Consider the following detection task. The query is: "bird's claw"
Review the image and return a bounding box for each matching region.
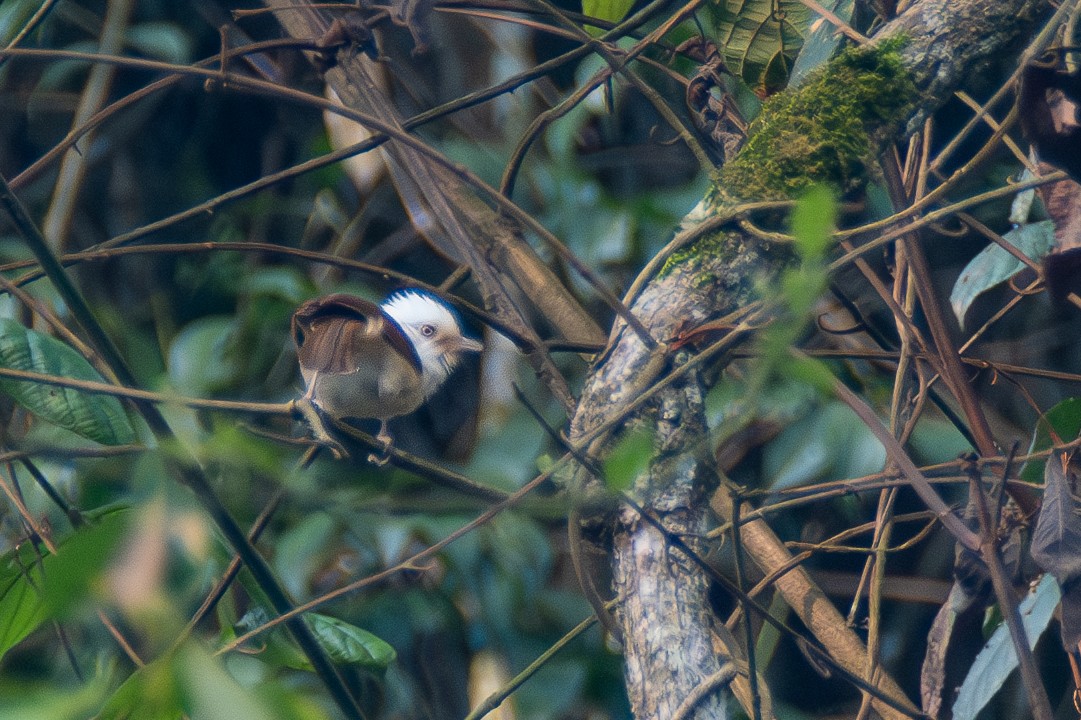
[292,398,349,460]
[367,428,394,466]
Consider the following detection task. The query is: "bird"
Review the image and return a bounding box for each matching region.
[290,289,483,461]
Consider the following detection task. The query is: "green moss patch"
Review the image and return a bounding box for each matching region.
[718,38,916,203]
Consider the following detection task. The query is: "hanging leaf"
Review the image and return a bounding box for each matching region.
[949,221,1055,329]
[788,0,854,88]
[234,607,396,673]
[1031,453,1081,648]
[921,583,986,718]
[307,613,397,670]
[709,0,814,92]
[1032,454,1081,579]
[950,575,1059,720]
[0,319,136,445]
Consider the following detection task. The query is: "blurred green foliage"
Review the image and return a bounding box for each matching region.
[0,1,1068,719]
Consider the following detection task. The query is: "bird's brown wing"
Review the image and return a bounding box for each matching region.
[291,293,420,375]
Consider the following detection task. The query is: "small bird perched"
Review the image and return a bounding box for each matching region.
[291,289,483,460]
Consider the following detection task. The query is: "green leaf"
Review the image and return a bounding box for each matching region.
[763,400,884,489]
[1021,397,1081,483]
[603,427,654,492]
[42,508,130,618]
[0,508,129,660]
[0,669,111,720]
[951,575,1059,720]
[243,266,313,305]
[274,513,336,599]
[709,0,814,91]
[125,22,193,64]
[0,319,136,445]
[234,607,310,672]
[582,0,634,35]
[781,354,835,395]
[779,264,828,315]
[167,316,242,395]
[98,655,182,720]
[0,0,43,47]
[790,185,838,258]
[100,643,325,720]
[949,221,1054,329]
[0,543,48,660]
[175,643,281,720]
[307,612,397,670]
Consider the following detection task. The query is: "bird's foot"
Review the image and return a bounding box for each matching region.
[291,398,348,460]
[366,425,394,466]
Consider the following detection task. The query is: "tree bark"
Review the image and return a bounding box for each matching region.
[565,0,1047,718]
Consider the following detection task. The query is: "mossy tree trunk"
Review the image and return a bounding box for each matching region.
[565,0,1047,718]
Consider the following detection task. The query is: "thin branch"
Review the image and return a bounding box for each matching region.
[0,171,365,720]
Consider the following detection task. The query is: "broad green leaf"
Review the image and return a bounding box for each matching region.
[0,319,136,445]
[125,23,193,65]
[513,658,590,720]
[175,643,281,720]
[949,221,1054,329]
[167,316,241,395]
[788,0,854,88]
[709,0,814,91]
[243,266,313,305]
[1021,397,1081,483]
[0,543,48,660]
[951,575,1059,720]
[101,643,326,720]
[98,655,182,720]
[909,416,973,462]
[308,612,397,670]
[764,400,884,489]
[42,509,130,618]
[791,185,838,258]
[603,427,654,492]
[0,509,129,660]
[582,0,634,34]
[782,353,835,395]
[486,514,553,596]
[0,669,110,720]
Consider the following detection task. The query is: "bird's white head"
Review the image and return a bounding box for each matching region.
[381,290,483,398]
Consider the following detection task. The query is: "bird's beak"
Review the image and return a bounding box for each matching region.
[459,337,484,353]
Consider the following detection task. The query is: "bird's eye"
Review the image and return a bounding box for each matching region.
[420,324,436,337]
